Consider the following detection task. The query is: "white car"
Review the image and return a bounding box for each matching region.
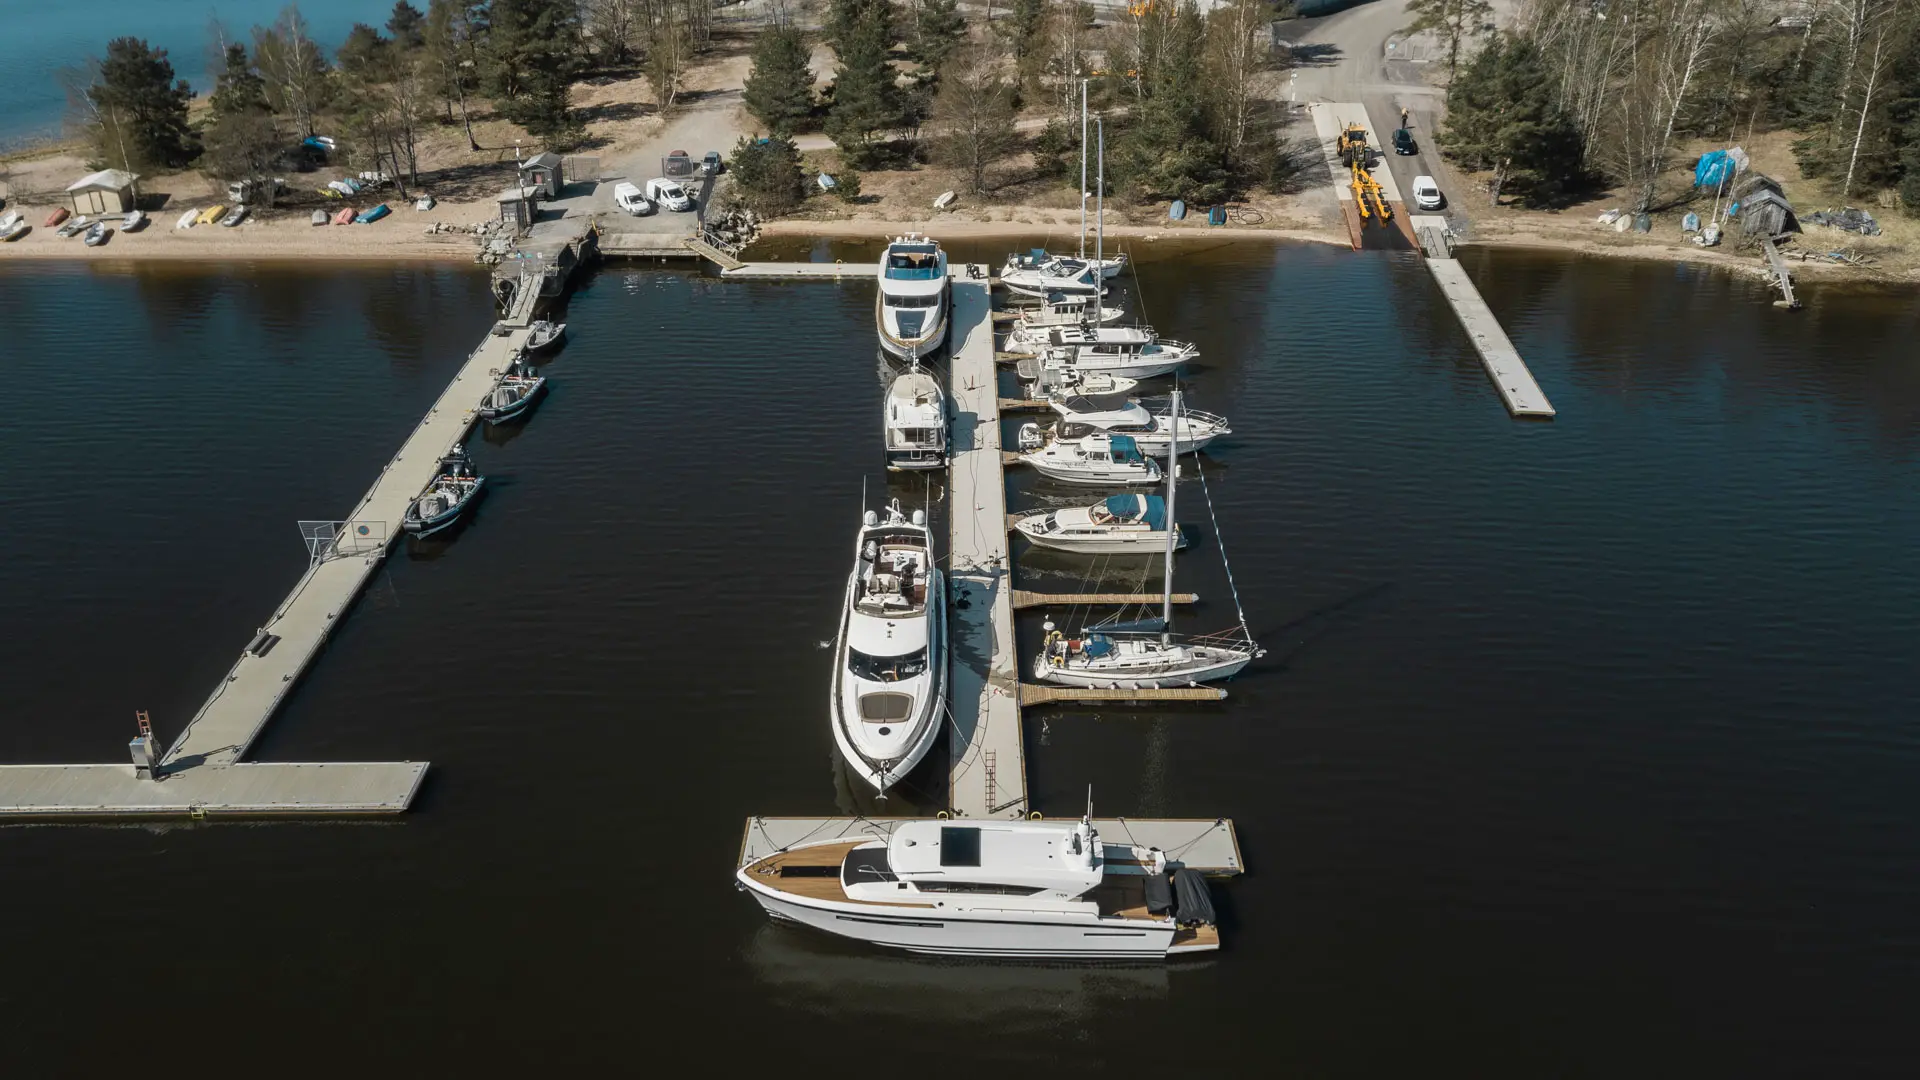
[1411,175,1445,211]
[645,177,694,213]
[613,181,655,216]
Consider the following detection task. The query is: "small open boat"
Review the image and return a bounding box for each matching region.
[56,214,90,237]
[196,204,228,226]
[355,203,390,224]
[44,207,69,228]
[176,208,199,229]
[220,205,248,227]
[403,448,485,538]
[1,213,28,242]
[82,222,110,246]
[414,195,436,211]
[121,210,145,232]
[310,210,328,226]
[331,207,355,225]
[478,358,547,423]
[524,320,567,354]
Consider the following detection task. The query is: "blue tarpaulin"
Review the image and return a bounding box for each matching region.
[1103,494,1168,529]
[1109,434,1144,461]
[1695,151,1736,189]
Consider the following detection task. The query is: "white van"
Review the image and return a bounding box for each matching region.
[1411,175,1444,211]
[645,178,694,212]
[613,181,655,216]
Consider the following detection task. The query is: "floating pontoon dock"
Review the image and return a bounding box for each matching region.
[740,816,1244,876]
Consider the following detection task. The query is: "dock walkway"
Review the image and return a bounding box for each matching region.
[1420,252,1556,418]
[945,270,1028,820]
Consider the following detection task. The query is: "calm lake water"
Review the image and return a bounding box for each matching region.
[0,0,399,148]
[1,243,1918,1075]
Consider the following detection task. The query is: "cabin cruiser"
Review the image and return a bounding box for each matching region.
[1017,430,1161,486]
[402,447,485,537]
[1044,394,1230,456]
[999,258,1105,302]
[831,500,946,793]
[1034,390,1262,688]
[479,357,546,423]
[1032,326,1196,381]
[1013,494,1185,555]
[875,234,949,360]
[735,815,1221,959]
[1002,248,1128,281]
[1004,305,1126,354]
[1023,362,1139,400]
[884,364,947,471]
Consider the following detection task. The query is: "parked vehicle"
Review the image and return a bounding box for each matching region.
[1411,175,1444,210]
[701,150,723,175]
[645,177,694,212]
[613,181,655,216]
[665,150,694,176]
[1392,127,1416,155]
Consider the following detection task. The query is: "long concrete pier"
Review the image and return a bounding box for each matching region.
[1411,215,1556,418]
[945,270,1029,820]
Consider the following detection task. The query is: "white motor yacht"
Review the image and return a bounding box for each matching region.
[1045,394,1230,456]
[1034,325,1196,381]
[831,500,946,793]
[1002,247,1128,281]
[999,258,1105,302]
[884,364,947,471]
[1034,391,1262,688]
[1016,429,1162,486]
[875,234,950,360]
[1024,363,1140,400]
[1013,494,1185,555]
[1004,305,1128,354]
[736,815,1221,959]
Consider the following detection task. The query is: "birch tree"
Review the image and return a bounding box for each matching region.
[253,5,330,138]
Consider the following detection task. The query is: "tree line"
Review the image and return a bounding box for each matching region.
[733,0,1294,214]
[1426,0,1920,212]
[70,0,720,202]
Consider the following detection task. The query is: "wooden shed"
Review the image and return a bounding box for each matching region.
[66,169,140,215]
[517,152,564,200]
[496,185,540,234]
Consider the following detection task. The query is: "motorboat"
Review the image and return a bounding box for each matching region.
[830,500,946,794]
[875,234,949,360]
[1002,247,1127,281]
[478,357,546,423]
[82,222,110,246]
[197,204,228,226]
[402,448,485,537]
[175,208,199,229]
[121,210,145,232]
[1034,390,1262,688]
[883,363,947,471]
[1005,298,1125,346]
[1017,430,1161,486]
[612,181,654,216]
[999,258,1104,301]
[1013,494,1184,555]
[735,813,1222,959]
[220,205,249,227]
[1032,325,1196,381]
[1024,363,1139,400]
[525,320,566,354]
[1043,394,1230,456]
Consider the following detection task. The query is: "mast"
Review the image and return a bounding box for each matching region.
[1079,80,1088,260]
[1096,118,1105,272]
[1162,388,1180,641]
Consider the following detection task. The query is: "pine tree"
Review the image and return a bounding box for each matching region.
[1439,33,1584,205]
[998,0,1050,90]
[930,46,1017,195]
[86,37,198,170]
[744,26,815,134]
[826,0,894,53]
[203,43,280,204]
[387,1,427,48]
[727,133,807,214]
[208,43,268,117]
[825,6,903,167]
[904,0,964,78]
[487,0,584,141]
[1402,0,1492,82]
[1113,1,1226,202]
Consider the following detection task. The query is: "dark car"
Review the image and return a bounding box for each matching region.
[1392,127,1417,155]
[701,151,724,176]
[665,150,694,177]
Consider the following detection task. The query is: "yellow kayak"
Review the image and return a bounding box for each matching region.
[196,204,228,226]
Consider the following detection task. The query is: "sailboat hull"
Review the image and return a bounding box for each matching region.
[1032,644,1253,688]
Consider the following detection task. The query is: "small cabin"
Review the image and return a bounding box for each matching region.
[496,185,540,234]
[517,151,564,199]
[66,169,139,215]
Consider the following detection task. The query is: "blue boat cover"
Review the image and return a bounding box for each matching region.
[1109,434,1143,461]
[1104,494,1166,529]
[1029,248,1047,262]
[1695,150,1736,189]
[1083,634,1115,658]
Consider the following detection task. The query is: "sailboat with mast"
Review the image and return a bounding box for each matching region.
[998,84,1127,284]
[1033,389,1262,688]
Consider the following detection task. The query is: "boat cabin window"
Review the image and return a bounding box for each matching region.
[842,846,898,886]
[858,692,914,722]
[886,292,940,307]
[849,647,928,682]
[914,882,1045,896]
[939,826,982,867]
[885,250,941,280]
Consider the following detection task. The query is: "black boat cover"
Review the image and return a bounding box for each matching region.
[1143,872,1174,916]
[1172,868,1215,926]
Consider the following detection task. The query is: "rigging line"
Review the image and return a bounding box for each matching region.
[1188,449,1254,643]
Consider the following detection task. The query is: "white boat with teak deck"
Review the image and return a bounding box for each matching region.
[831,500,946,793]
[736,816,1220,959]
[875,234,950,360]
[1001,247,1128,281]
[884,364,947,470]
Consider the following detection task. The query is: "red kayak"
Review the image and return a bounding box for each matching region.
[45,207,69,228]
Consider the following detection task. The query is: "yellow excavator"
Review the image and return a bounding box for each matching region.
[1337,124,1392,224]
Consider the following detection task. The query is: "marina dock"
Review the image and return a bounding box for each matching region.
[945,270,1029,820]
[740,816,1245,876]
[1412,216,1556,418]
[721,261,879,281]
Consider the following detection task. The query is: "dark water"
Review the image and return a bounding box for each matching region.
[2,244,1918,1075]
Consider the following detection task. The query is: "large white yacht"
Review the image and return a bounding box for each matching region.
[884,364,947,470]
[736,815,1221,959]
[1045,394,1230,456]
[1030,325,1196,380]
[1016,429,1162,486]
[875,234,949,360]
[831,500,946,793]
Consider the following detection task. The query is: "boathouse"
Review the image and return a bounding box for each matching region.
[65,169,139,215]
[518,152,564,199]
[497,185,540,234]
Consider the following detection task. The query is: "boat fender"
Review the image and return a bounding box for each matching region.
[1028,811,1043,821]
[936,810,950,820]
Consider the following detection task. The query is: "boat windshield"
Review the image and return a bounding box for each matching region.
[849,647,929,682]
[885,249,942,280]
[885,292,940,307]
